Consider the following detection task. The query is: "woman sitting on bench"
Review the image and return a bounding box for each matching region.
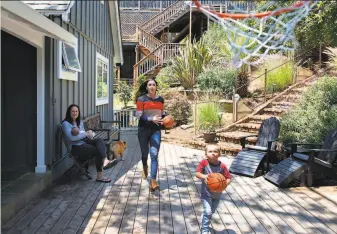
[62,104,114,183]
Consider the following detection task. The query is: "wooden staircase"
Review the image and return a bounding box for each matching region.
[162,75,319,156]
[214,76,316,155]
[133,1,189,85]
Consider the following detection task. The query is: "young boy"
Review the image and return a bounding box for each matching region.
[196,144,231,234]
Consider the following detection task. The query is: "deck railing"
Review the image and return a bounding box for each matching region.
[137,27,162,52]
[133,43,181,83]
[113,108,138,130]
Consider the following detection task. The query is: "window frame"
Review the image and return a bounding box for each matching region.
[96,52,109,106]
[57,40,80,81]
[62,41,82,73]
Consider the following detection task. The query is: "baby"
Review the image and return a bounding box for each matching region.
[71,126,95,139]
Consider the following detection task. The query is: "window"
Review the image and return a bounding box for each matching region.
[62,42,81,72]
[96,52,109,106]
[100,0,104,5]
[57,40,80,81]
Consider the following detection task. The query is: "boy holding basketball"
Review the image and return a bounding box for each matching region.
[196,144,231,234]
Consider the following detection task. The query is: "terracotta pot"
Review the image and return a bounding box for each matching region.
[203,132,217,143]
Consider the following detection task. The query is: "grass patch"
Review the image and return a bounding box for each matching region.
[197,103,221,132]
[266,62,293,92]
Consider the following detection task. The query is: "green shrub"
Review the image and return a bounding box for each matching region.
[197,103,221,132]
[197,67,237,95]
[164,91,192,126]
[116,81,132,108]
[280,77,337,144]
[267,62,293,92]
[156,66,179,88]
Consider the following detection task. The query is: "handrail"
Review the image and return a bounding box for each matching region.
[134,43,181,67]
[140,1,187,31]
[140,1,188,33]
[137,27,162,51]
[134,44,164,68]
[133,43,183,84]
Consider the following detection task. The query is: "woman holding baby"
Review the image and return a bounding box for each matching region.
[61,104,114,183]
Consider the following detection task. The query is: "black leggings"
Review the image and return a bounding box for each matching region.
[71,138,107,172]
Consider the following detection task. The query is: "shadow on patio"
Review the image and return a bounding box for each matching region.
[2,131,337,234]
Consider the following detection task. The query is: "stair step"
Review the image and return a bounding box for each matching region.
[268,104,293,111]
[263,108,286,114]
[235,123,260,133]
[165,138,242,156]
[291,87,308,93]
[281,94,302,101]
[217,131,257,144]
[164,135,244,155]
[248,115,274,121]
[271,101,295,107]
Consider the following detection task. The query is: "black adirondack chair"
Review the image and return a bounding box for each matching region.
[265,129,337,187]
[229,117,281,177]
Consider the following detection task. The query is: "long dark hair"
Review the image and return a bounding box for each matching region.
[134,78,158,102]
[63,104,81,126]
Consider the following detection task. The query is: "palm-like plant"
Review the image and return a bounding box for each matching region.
[324,47,337,70]
[165,37,214,89]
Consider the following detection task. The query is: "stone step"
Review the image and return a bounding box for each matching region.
[262,107,286,115]
[186,140,243,156]
[217,131,257,144]
[279,94,302,102]
[235,123,260,133]
[291,87,308,93]
[270,101,295,107]
[247,115,276,124]
[162,135,244,156]
[249,115,275,121]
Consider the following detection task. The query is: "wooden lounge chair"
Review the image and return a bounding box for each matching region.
[265,129,337,187]
[229,117,281,177]
[59,124,93,180]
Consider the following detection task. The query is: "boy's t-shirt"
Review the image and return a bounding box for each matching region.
[196,159,231,199]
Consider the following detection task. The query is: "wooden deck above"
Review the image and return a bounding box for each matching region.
[2,132,337,234]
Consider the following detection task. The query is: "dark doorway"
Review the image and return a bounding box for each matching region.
[1,30,37,181]
[121,45,136,79]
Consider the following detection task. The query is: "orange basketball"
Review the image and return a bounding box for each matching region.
[207,173,227,192]
[162,115,175,128]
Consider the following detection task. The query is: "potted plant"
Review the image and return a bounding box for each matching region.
[198,103,221,143]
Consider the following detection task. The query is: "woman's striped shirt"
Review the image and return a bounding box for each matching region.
[136,94,165,129]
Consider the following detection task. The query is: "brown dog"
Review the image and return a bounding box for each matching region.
[108,140,127,161]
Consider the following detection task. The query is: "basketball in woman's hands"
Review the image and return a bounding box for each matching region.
[162,115,175,128]
[207,173,227,192]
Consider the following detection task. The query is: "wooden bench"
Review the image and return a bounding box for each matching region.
[83,112,121,156]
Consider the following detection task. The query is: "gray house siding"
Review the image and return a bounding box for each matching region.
[44,1,115,179]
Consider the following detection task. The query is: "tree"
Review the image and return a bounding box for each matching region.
[117,81,132,108]
[295,1,337,63]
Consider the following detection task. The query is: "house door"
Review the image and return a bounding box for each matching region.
[1,30,37,181]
